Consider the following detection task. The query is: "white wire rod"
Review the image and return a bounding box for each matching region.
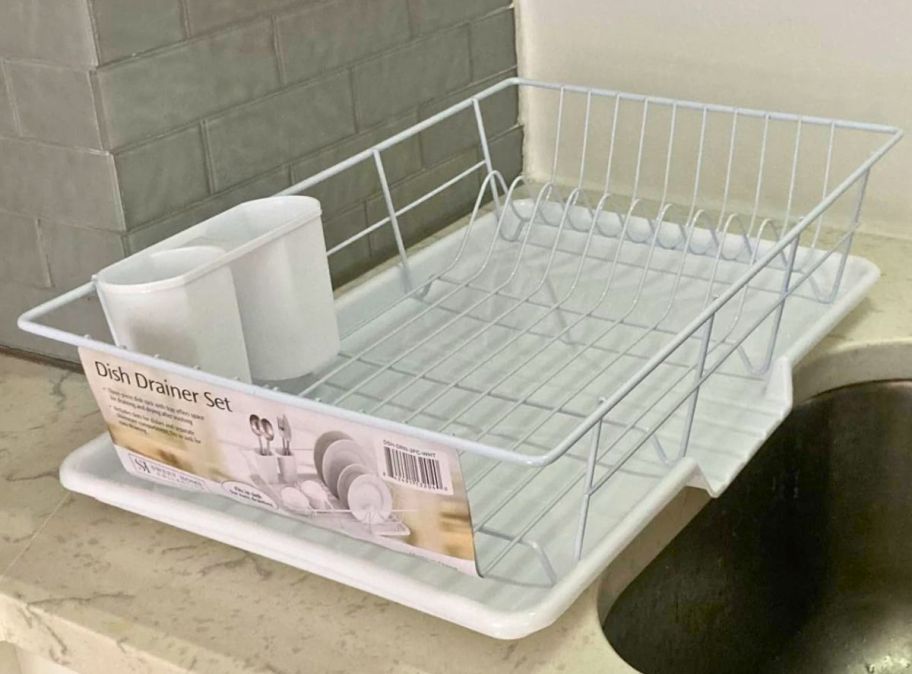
[684,109,709,234]
[417,285,768,390]
[278,76,896,262]
[579,99,653,238]
[799,123,838,299]
[477,353,702,567]
[747,114,772,241]
[452,273,792,328]
[527,195,765,271]
[812,155,868,305]
[574,413,603,560]
[18,80,902,470]
[487,207,794,291]
[476,431,618,576]
[548,87,566,182]
[715,111,740,231]
[313,376,577,451]
[373,150,413,289]
[470,206,718,452]
[462,210,735,524]
[753,236,801,375]
[331,170,517,343]
[559,96,660,240]
[766,119,804,274]
[338,188,587,413]
[300,171,524,394]
[277,78,517,199]
[629,100,651,199]
[489,220,853,571]
[386,230,770,440]
[397,291,764,391]
[364,188,603,416]
[600,95,622,196]
[649,211,761,382]
[17,281,97,331]
[314,374,662,481]
[544,138,899,469]
[428,202,680,495]
[712,215,778,305]
[336,350,591,423]
[807,123,838,254]
[319,370,653,473]
[473,99,501,214]
[357,313,755,452]
[515,77,901,135]
[18,291,545,467]
[521,163,761,261]
[12,210,864,568]
[474,527,558,586]
[737,169,869,375]
[677,313,715,460]
[13,288,510,459]
[575,92,594,191]
[347,313,784,446]
[403,197,677,428]
[655,104,678,220]
[439,207,777,454]
[781,118,804,242]
[325,217,394,256]
[582,221,861,508]
[706,216,788,350]
[328,180,570,405]
[324,160,487,257]
[19,149,901,476]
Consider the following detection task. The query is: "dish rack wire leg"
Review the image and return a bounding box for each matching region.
[678,313,715,461]
[473,98,501,215]
[373,149,414,291]
[574,409,605,560]
[821,168,871,303]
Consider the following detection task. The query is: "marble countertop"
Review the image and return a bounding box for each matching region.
[1,228,911,674]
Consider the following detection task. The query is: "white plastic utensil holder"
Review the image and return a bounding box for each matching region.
[19,78,902,634]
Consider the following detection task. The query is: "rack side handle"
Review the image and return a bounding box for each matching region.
[17,281,97,343]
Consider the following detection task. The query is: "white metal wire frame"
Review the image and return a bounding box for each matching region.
[19,78,901,584]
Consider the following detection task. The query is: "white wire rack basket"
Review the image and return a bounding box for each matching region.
[20,77,901,638]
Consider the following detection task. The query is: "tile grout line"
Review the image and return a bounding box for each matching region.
[87,68,110,151]
[127,64,517,238]
[404,0,418,38]
[177,0,193,38]
[271,16,287,87]
[347,68,362,133]
[99,18,475,152]
[0,58,24,137]
[82,0,102,67]
[198,121,218,195]
[34,218,55,289]
[0,60,518,238]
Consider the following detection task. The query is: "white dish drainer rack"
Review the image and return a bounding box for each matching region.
[20,78,901,638]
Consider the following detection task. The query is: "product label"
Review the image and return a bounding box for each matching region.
[79,348,478,575]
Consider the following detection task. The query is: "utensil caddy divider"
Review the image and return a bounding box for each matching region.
[18,78,902,637]
[93,196,339,382]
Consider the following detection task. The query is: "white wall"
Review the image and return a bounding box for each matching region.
[515,0,911,238]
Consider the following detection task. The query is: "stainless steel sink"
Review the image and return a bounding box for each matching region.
[603,381,912,674]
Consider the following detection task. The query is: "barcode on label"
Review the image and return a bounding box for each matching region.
[380,441,453,494]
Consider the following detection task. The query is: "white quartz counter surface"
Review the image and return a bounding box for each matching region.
[1,229,910,673]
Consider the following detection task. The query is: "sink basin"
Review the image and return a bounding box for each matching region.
[603,380,912,674]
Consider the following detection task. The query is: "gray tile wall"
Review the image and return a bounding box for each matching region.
[0,0,521,358]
